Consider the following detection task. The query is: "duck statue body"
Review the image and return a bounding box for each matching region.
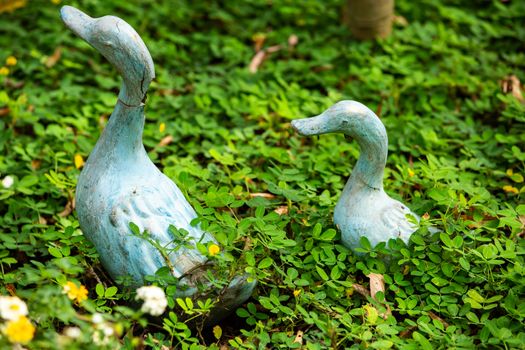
[291,101,418,250]
[60,6,254,317]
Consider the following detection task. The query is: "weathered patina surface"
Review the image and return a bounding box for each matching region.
[292,101,419,250]
[61,6,254,318]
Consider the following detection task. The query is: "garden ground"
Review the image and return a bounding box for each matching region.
[0,0,524,349]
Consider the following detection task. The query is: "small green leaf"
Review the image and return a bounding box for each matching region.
[465,298,482,309]
[453,235,463,248]
[105,286,118,298]
[459,257,470,270]
[258,257,273,269]
[213,325,222,340]
[413,331,433,350]
[467,290,485,303]
[48,246,62,258]
[319,229,337,241]
[440,233,453,248]
[176,298,188,311]
[312,223,322,238]
[330,265,341,280]
[95,283,104,298]
[236,308,250,318]
[316,266,329,281]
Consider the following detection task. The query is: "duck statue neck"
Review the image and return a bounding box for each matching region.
[61,6,254,322]
[291,101,418,250]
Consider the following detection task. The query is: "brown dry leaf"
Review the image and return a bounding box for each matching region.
[31,159,41,170]
[367,273,391,318]
[5,79,24,89]
[293,330,304,345]
[518,215,525,238]
[252,33,266,52]
[249,192,275,199]
[274,206,288,215]
[58,198,75,217]
[45,47,62,68]
[0,0,26,13]
[158,135,173,147]
[248,50,266,73]
[0,107,9,117]
[266,44,282,54]
[38,216,47,225]
[219,344,230,350]
[312,64,334,73]
[158,88,181,97]
[248,44,283,73]
[368,273,385,299]
[99,114,108,129]
[243,236,253,251]
[501,75,524,103]
[351,283,370,298]
[393,15,408,26]
[376,99,383,118]
[399,326,417,338]
[5,284,16,296]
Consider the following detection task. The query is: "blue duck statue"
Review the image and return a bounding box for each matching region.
[291,101,419,251]
[60,6,254,318]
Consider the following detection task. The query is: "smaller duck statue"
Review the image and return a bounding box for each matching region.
[291,101,419,251]
[60,6,254,321]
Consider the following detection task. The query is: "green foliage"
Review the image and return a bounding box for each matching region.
[0,0,524,348]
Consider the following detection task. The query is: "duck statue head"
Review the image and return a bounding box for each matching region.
[61,5,154,106]
[61,6,255,323]
[292,101,418,250]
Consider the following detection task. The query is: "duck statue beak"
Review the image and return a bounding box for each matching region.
[291,112,332,136]
[60,6,95,43]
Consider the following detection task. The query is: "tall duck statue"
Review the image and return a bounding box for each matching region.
[291,101,419,251]
[60,6,254,319]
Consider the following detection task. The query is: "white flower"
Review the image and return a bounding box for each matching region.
[0,296,28,320]
[1,176,14,189]
[135,285,167,316]
[102,325,114,337]
[91,314,114,346]
[92,323,114,346]
[64,326,82,339]
[91,313,104,324]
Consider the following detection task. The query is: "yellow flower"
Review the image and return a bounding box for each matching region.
[407,168,415,177]
[208,244,220,256]
[503,185,519,194]
[76,285,88,303]
[51,0,61,4]
[5,56,16,66]
[74,154,84,169]
[4,316,35,344]
[0,67,9,75]
[159,122,166,133]
[63,281,88,303]
[293,289,301,297]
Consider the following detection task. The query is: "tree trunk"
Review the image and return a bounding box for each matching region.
[344,0,394,40]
